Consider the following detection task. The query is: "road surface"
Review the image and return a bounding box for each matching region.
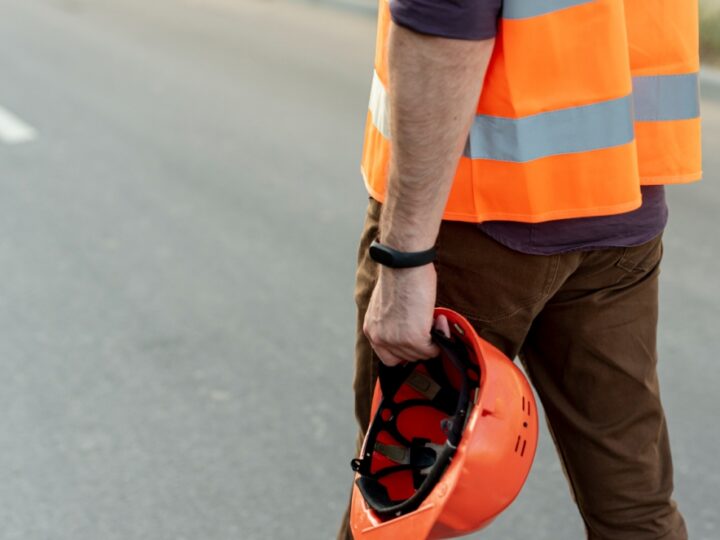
[0,0,718,538]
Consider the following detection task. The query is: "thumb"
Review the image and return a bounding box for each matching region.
[433,314,451,338]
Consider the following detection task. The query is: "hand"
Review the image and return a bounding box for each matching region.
[363,263,449,366]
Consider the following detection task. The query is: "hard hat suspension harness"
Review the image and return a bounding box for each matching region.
[351,330,480,520]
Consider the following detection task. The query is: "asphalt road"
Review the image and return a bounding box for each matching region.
[0,1,718,539]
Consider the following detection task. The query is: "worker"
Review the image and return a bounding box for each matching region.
[337,0,702,539]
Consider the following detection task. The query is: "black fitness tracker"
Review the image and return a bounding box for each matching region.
[368,240,437,269]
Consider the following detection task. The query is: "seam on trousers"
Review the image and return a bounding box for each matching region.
[542,255,562,297]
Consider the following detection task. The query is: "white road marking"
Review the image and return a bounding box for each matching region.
[0,105,37,144]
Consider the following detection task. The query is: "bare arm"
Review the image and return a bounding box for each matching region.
[364,23,495,366]
[381,24,494,251]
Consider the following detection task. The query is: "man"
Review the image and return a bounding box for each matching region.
[339,1,702,539]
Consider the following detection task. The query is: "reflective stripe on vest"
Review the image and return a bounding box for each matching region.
[503,0,594,19]
[633,73,700,121]
[465,96,634,162]
[625,0,702,184]
[361,0,702,223]
[369,72,701,158]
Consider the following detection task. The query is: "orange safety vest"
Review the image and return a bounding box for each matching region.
[361,0,702,223]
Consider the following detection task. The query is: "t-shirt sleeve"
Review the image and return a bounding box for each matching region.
[389,0,502,40]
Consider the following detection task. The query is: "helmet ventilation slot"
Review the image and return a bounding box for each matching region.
[521,394,532,417]
[515,394,533,457]
[514,434,529,457]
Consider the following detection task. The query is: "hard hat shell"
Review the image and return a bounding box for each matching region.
[350,308,538,539]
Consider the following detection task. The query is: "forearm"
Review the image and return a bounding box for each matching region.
[380,23,494,251]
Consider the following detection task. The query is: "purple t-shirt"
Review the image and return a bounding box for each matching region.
[389,0,667,255]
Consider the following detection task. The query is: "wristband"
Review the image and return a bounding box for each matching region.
[369,240,437,269]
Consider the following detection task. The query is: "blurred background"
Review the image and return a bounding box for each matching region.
[0,0,718,539]
[702,0,720,65]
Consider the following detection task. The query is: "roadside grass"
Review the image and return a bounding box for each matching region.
[702,5,720,65]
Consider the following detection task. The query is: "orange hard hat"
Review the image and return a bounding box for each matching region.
[350,308,538,539]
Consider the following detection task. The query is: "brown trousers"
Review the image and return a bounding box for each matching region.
[338,198,687,540]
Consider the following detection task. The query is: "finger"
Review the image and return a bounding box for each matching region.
[433,314,451,338]
[372,345,410,367]
[379,340,439,364]
[401,338,440,362]
[368,331,435,363]
[367,327,441,363]
[373,339,434,364]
